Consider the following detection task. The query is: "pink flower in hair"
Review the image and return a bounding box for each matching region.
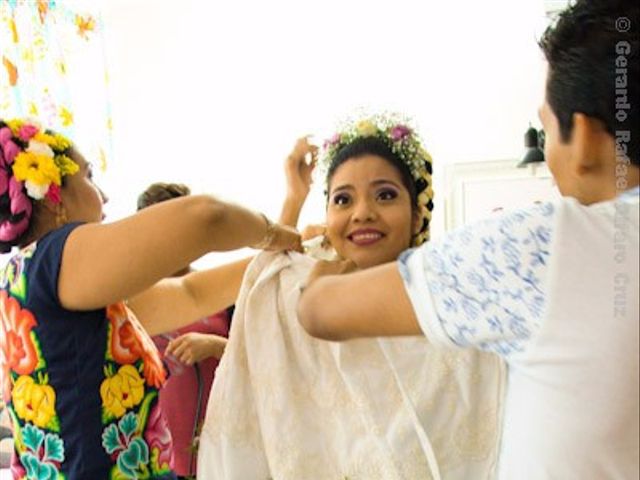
[0,127,12,146]
[10,192,32,217]
[0,216,29,244]
[323,133,341,149]
[390,125,411,141]
[9,178,32,218]
[2,141,20,165]
[17,124,39,142]
[0,170,7,196]
[45,183,61,204]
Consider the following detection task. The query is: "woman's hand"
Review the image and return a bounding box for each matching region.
[166,332,228,365]
[265,223,303,252]
[285,136,318,200]
[280,137,318,227]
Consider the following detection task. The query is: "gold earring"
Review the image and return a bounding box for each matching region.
[55,207,68,228]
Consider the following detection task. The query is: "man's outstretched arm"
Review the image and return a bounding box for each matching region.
[297,261,423,341]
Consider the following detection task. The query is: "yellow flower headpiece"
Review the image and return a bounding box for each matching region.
[1,118,78,203]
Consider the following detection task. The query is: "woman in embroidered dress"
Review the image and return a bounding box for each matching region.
[199,114,505,479]
[0,118,300,480]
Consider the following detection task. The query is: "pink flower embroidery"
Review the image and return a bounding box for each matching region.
[144,403,173,469]
[11,453,27,479]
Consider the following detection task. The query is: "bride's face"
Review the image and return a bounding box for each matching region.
[326,155,418,269]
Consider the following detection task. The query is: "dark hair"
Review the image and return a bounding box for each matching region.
[326,136,418,208]
[136,182,191,210]
[539,0,639,166]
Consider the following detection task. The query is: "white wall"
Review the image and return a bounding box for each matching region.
[99,0,549,266]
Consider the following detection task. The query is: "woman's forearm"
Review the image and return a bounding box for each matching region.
[59,195,295,311]
[130,257,251,336]
[279,193,306,227]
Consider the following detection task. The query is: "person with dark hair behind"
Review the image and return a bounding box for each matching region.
[298,1,639,478]
[136,182,232,479]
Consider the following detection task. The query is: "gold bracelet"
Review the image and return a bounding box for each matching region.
[251,213,276,250]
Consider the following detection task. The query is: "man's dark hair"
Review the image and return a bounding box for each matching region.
[539,0,638,165]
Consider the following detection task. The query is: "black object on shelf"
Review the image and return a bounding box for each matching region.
[518,126,545,167]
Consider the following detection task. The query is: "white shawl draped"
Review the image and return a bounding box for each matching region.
[198,252,505,479]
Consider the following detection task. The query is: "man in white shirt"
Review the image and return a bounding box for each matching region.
[297,0,639,478]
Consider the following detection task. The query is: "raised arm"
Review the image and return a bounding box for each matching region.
[58,195,300,310]
[297,261,423,341]
[279,137,318,227]
[128,256,251,335]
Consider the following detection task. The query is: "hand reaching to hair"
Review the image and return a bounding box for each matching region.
[166,332,227,366]
[286,136,318,200]
[280,137,318,227]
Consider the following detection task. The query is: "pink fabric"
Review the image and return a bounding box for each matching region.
[153,310,230,477]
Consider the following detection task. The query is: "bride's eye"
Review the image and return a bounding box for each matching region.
[331,193,351,206]
[376,188,398,201]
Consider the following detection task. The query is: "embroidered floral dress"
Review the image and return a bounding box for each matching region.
[0,223,176,480]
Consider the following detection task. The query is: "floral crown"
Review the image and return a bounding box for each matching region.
[0,118,78,246]
[320,113,434,245]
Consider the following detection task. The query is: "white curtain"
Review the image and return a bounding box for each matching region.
[0,1,112,170]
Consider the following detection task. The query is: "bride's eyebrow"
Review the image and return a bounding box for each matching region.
[371,179,401,188]
[330,184,354,193]
[370,178,401,190]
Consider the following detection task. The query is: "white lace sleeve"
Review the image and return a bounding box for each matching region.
[399,202,556,357]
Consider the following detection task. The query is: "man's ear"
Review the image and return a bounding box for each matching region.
[569,112,612,176]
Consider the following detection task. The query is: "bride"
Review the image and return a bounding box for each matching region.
[198,113,505,479]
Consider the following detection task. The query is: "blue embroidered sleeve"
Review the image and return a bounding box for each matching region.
[399,202,556,357]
